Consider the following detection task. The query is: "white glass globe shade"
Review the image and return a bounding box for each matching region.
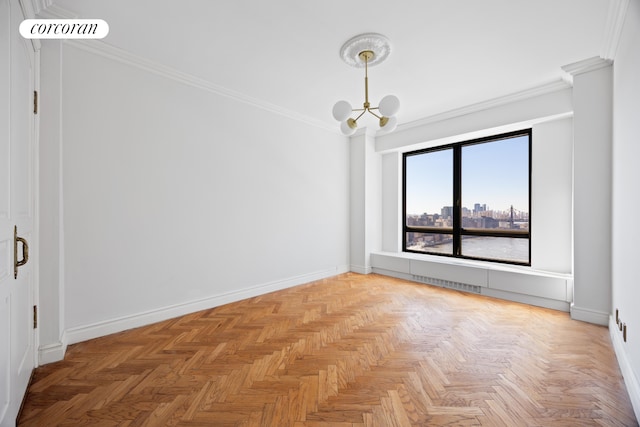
[378,95,400,117]
[332,100,352,122]
[380,115,397,132]
[340,120,357,136]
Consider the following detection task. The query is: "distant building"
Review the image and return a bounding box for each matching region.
[441,206,453,218]
[480,216,499,228]
[473,203,487,216]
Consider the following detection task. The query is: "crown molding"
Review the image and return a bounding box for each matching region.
[35,2,76,18]
[561,56,613,84]
[25,0,46,15]
[30,0,50,15]
[30,0,76,17]
[19,0,36,18]
[63,39,335,133]
[34,1,337,134]
[18,0,40,50]
[398,79,571,132]
[601,0,630,60]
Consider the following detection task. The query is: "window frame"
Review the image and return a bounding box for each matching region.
[402,129,532,266]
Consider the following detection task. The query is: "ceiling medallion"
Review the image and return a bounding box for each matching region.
[333,33,399,135]
[339,33,391,68]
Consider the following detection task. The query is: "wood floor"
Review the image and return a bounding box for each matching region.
[19,273,638,426]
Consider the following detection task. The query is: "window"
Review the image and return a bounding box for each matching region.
[403,130,531,265]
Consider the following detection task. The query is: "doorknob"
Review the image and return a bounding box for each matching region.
[14,226,29,279]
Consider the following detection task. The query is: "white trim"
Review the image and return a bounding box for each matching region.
[32,36,41,370]
[30,0,53,15]
[601,0,630,60]
[64,266,348,346]
[371,250,572,279]
[481,288,570,312]
[63,40,335,133]
[561,57,613,84]
[35,3,75,19]
[609,315,640,422]
[350,264,372,275]
[19,0,40,51]
[570,303,609,326]
[376,81,573,154]
[397,80,571,132]
[19,0,35,18]
[371,268,413,282]
[38,336,67,365]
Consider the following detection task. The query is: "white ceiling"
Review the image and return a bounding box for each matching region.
[49,0,613,131]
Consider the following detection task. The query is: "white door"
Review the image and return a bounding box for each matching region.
[0,0,37,425]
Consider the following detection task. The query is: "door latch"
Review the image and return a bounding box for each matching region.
[14,226,29,279]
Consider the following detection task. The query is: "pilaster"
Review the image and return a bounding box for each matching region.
[563,57,613,325]
[349,128,381,274]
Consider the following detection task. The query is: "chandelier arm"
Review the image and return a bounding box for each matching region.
[367,109,382,119]
[353,109,367,122]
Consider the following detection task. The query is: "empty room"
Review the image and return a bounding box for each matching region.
[2,0,639,425]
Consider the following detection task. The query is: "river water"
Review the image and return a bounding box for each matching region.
[407,236,529,263]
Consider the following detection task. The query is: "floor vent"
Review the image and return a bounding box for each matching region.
[412,275,482,295]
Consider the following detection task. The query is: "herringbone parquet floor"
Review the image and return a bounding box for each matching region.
[19,273,638,426]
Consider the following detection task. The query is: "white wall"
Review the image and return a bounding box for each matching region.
[611,0,640,418]
[381,151,401,252]
[531,118,573,273]
[39,41,349,352]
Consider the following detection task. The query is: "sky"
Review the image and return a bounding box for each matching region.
[405,135,529,215]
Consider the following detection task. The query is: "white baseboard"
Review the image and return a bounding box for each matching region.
[350,264,372,275]
[482,287,570,312]
[38,335,68,365]
[64,266,349,348]
[609,315,640,422]
[570,303,609,326]
[371,267,414,282]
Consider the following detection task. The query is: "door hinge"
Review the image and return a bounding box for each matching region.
[33,90,38,114]
[33,305,38,329]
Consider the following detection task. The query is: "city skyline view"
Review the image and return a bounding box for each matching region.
[405,135,529,216]
[406,200,529,231]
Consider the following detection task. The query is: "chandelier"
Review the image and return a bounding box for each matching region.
[332,33,399,135]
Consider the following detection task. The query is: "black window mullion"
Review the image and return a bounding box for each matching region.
[402,153,407,252]
[453,146,461,256]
